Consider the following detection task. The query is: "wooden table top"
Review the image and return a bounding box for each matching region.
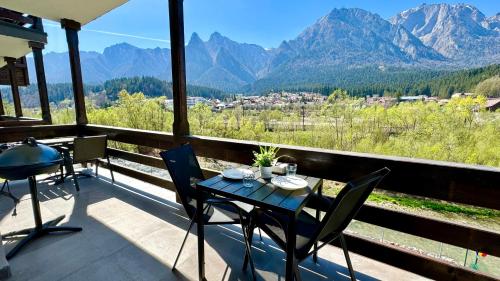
[197,167,322,214]
[37,137,75,146]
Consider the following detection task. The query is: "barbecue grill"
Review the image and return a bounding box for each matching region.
[0,138,82,260]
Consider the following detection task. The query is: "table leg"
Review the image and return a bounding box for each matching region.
[29,177,43,229]
[3,176,82,260]
[313,183,323,263]
[196,190,205,281]
[285,213,296,281]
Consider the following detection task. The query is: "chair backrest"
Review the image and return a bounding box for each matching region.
[312,168,390,247]
[160,144,205,219]
[73,135,108,163]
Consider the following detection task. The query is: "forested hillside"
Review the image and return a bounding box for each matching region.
[3,64,498,108]
[258,64,500,98]
[3,76,225,107]
[102,77,225,100]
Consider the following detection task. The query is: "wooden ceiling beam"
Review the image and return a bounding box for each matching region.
[0,19,46,43]
[0,8,34,26]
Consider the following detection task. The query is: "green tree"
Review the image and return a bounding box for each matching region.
[475,75,500,97]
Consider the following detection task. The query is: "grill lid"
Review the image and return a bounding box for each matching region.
[0,137,62,168]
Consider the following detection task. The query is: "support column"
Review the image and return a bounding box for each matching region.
[5,57,22,117]
[169,0,189,138]
[0,88,4,116]
[61,19,87,125]
[30,17,51,124]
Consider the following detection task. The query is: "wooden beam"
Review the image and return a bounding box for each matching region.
[0,8,34,25]
[355,204,500,257]
[168,0,190,137]
[0,88,4,115]
[97,160,176,192]
[0,20,47,43]
[0,124,77,142]
[339,233,497,281]
[83,124,176,149]
[0,119,48,127]
[80,125,500,210]
[0,57,30,86]
[106,148,219,178]
[61,19,87,125]
[5,57,22,117]
[184,135,500,210]
[29,18,51,124]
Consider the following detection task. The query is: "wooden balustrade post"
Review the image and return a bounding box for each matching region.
[61,19,87,125]
[30,17,51,124]
[0,88,4,116]
[5,57,22,117]
[169,0,190,204]
[169,0,190,141]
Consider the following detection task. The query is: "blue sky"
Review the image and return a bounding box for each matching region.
[42,0,499,53]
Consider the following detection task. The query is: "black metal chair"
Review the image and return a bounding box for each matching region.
[60,135,115,191]
[160,144,256,279]
[245,167,390,281]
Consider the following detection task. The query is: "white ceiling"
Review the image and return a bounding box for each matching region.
[0,34,33,68]
[0,0,129,26]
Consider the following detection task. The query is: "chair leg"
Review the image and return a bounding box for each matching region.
[59,164,65,183]
[294,265,303,281]
[241,224,256,281]
[67,161,80,192]
[107,156,115,183]
[243,220,256,271]
[340,234,356,281]
[172,215,196,271]
[313,202,322,263]
[95,160,99,177]
[258,228,262,241]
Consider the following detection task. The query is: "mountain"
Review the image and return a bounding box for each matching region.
[391,3,500,65]
[205,32,271,77]
[255,8,446,89]
[27,4,499,92]
[273,8,443,67]
[185,32,271,90]
[483,13,500,31]
[30,43,172,84]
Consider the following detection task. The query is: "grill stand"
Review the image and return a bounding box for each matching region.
[0,181,19,204]
[2,176,82,260]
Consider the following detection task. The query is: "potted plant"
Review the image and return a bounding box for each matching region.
[253,146,279,179]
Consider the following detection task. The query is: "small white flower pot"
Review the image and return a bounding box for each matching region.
[260,166,273,179]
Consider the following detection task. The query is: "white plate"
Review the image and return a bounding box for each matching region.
[271,176,308,190]
[222,168,253,180]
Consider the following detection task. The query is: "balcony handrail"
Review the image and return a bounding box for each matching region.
[83,124,500,211]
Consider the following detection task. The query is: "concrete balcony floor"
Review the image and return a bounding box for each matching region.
[0,168,428,281]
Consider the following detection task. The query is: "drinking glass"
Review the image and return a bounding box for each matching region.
[243,171,255,188]
[286,163,297,177]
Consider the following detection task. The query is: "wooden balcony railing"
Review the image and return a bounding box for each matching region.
[1,124,499,281]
